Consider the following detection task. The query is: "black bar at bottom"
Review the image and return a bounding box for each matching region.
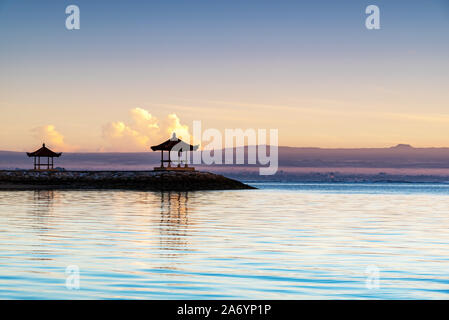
[0,300,447,319]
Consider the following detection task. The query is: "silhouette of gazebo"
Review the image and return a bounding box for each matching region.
[26,143,62,170]
[151,133,198,171]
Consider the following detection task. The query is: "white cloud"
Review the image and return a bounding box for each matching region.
[101,108,192,152]
[31,125,77,152]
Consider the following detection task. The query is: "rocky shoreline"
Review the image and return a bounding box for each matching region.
[0,170,256,191]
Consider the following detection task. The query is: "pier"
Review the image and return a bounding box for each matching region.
[0,170,255,191]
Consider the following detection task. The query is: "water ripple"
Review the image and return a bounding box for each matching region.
[0,185,449,299]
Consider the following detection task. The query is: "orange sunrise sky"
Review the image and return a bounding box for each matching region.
[1,1,448,152]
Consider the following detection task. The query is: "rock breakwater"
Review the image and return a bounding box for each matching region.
[0,170,255,191]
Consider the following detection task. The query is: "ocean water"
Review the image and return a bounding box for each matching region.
[1,182,449,299]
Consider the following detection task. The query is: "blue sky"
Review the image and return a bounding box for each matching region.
[0,0,448,150]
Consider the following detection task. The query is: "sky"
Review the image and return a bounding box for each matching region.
[0,0,448,151]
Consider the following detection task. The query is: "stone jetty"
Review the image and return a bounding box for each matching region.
[0,170,255,191]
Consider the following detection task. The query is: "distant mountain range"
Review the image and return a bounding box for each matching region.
[272,144,449,169]
[2,145,449,182]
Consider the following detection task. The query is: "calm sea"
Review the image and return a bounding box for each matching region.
[1,182,449,299]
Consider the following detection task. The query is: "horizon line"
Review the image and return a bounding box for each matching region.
[3,144,449,153]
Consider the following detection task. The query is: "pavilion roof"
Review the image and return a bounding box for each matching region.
[26,144,62,157]
[151,133,199,151]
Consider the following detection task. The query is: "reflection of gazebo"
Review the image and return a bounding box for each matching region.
[151,133,198,171]
[26,143,62,170]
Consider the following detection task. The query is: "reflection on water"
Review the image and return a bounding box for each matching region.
[32,190,54,224]
[1,184,449,299]
[159,192,191,257]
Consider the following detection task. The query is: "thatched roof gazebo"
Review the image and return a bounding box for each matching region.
[151,133,198,171]
[27,143,62,171]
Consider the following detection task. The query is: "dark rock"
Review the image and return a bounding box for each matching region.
[0,170,256,191]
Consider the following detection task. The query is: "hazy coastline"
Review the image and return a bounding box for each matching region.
[2,145,449,183]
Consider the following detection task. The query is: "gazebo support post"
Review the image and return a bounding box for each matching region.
[160,150,164,168]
